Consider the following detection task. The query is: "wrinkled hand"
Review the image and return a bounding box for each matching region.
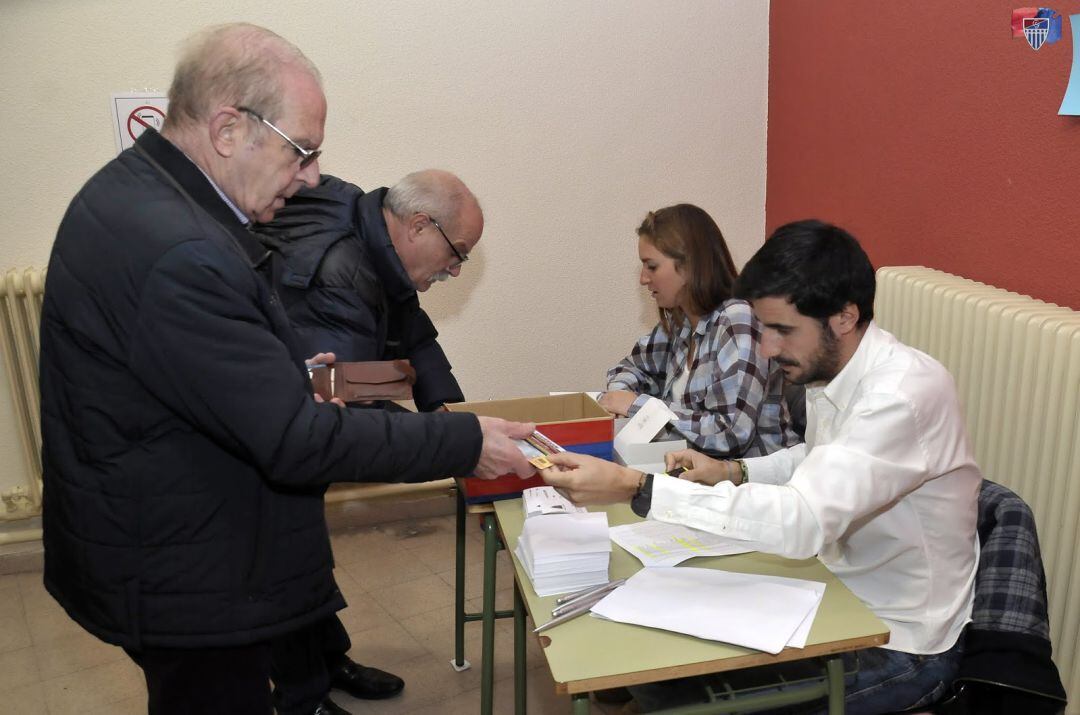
[305,352,336,367]
[306,352,346,407]
[664,449,735,486]
[474,417,537,480]
[542,452,641,506]
[597,390,637,417]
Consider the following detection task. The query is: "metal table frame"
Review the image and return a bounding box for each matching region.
[451,483,517,715]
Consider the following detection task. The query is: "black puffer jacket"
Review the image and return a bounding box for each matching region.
[261,177,464,412]
[40,130,482,650]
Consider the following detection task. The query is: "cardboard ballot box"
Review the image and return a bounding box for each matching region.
[448,393,614,504]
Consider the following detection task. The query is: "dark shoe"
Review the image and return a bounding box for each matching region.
[312,697,351,715]
[330,658,405,700]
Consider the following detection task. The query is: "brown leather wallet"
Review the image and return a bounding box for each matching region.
[308,360,416,403]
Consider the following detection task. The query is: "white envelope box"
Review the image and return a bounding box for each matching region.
[614,439,687,473]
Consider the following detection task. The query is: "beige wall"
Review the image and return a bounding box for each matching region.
[0,1,769,497]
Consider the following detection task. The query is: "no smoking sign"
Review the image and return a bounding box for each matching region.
[111,93,169,154]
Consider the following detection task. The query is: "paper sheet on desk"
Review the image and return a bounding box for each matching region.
[749,573,826,648]
[609,520,753,567]
[589,568,825,654]
[522,486,588,516]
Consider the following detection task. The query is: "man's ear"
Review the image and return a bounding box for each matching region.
[828,302,861,337]
[207,107,245,158]
[406,213,428,242]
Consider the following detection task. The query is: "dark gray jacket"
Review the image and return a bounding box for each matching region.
[261,177,464,412]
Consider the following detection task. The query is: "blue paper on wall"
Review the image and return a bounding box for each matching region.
[1059,14,1080,114]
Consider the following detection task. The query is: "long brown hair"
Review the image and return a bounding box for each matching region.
[638,204,738,335]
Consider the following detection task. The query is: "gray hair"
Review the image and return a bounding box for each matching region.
[163,23,322,131]
[384,170,480,234]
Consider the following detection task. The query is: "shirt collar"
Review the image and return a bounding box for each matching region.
[821,321,887,411]
[185,154,250,225]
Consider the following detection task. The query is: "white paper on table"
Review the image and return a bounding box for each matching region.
[608,520,754,567]
[516,512,612,596]
[519,512,611,556]
[747,574,826,648]
[522,486,587,517]
[613,397,676,455]
[589,567,822,654]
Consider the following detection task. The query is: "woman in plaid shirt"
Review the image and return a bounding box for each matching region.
[599,204,798,457]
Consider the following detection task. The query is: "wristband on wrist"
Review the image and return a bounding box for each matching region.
[734,459,749,485]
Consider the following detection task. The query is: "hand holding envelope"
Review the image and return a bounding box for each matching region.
[543,452,642,506]
[475,417,538,480]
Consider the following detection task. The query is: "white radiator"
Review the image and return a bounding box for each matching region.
[0,267,45,518]
[876,266,1079,707]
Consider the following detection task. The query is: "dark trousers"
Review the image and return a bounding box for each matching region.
[271,615,352,715]
[125,642,273,715]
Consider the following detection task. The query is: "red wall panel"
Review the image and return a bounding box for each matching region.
[767,2,1080,310]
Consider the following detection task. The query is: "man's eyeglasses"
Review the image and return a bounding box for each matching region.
[428,216,469,267]
[236,106,321,169]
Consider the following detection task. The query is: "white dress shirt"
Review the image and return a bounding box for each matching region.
[650,322,981,654]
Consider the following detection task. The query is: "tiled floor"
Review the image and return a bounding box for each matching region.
[0,512,628,715]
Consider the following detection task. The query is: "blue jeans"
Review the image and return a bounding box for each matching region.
[630,638,963,714]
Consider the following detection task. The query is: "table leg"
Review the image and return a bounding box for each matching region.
[480,512,499,715]
[451,486,470,671]
[571,693,591,714]
[825,655,845,715]
[514,581,526,715]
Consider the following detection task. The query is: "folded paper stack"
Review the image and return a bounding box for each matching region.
[514,512,611,597]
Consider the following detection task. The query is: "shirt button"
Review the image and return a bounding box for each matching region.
[665,510,674,518]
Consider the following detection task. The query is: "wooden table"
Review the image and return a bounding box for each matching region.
[495,500,890,714]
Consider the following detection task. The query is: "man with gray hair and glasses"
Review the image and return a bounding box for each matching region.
[263,169,480,413]
[258,169,482,714]
[39,23,534,715]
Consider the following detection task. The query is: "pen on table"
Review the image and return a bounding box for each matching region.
[535,589,612,634]
[554,578,625,606]
[551,579,626,616]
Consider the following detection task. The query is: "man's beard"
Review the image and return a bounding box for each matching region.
[781,325,842,385]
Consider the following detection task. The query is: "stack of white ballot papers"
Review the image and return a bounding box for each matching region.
[589,568,827,654]
[514,511,612,597]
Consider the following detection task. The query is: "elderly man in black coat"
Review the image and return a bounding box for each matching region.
[39,22,533,715]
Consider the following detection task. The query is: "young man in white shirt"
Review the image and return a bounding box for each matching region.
[545,220,981,714]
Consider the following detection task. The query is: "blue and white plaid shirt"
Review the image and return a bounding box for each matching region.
[606,299,798,458]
